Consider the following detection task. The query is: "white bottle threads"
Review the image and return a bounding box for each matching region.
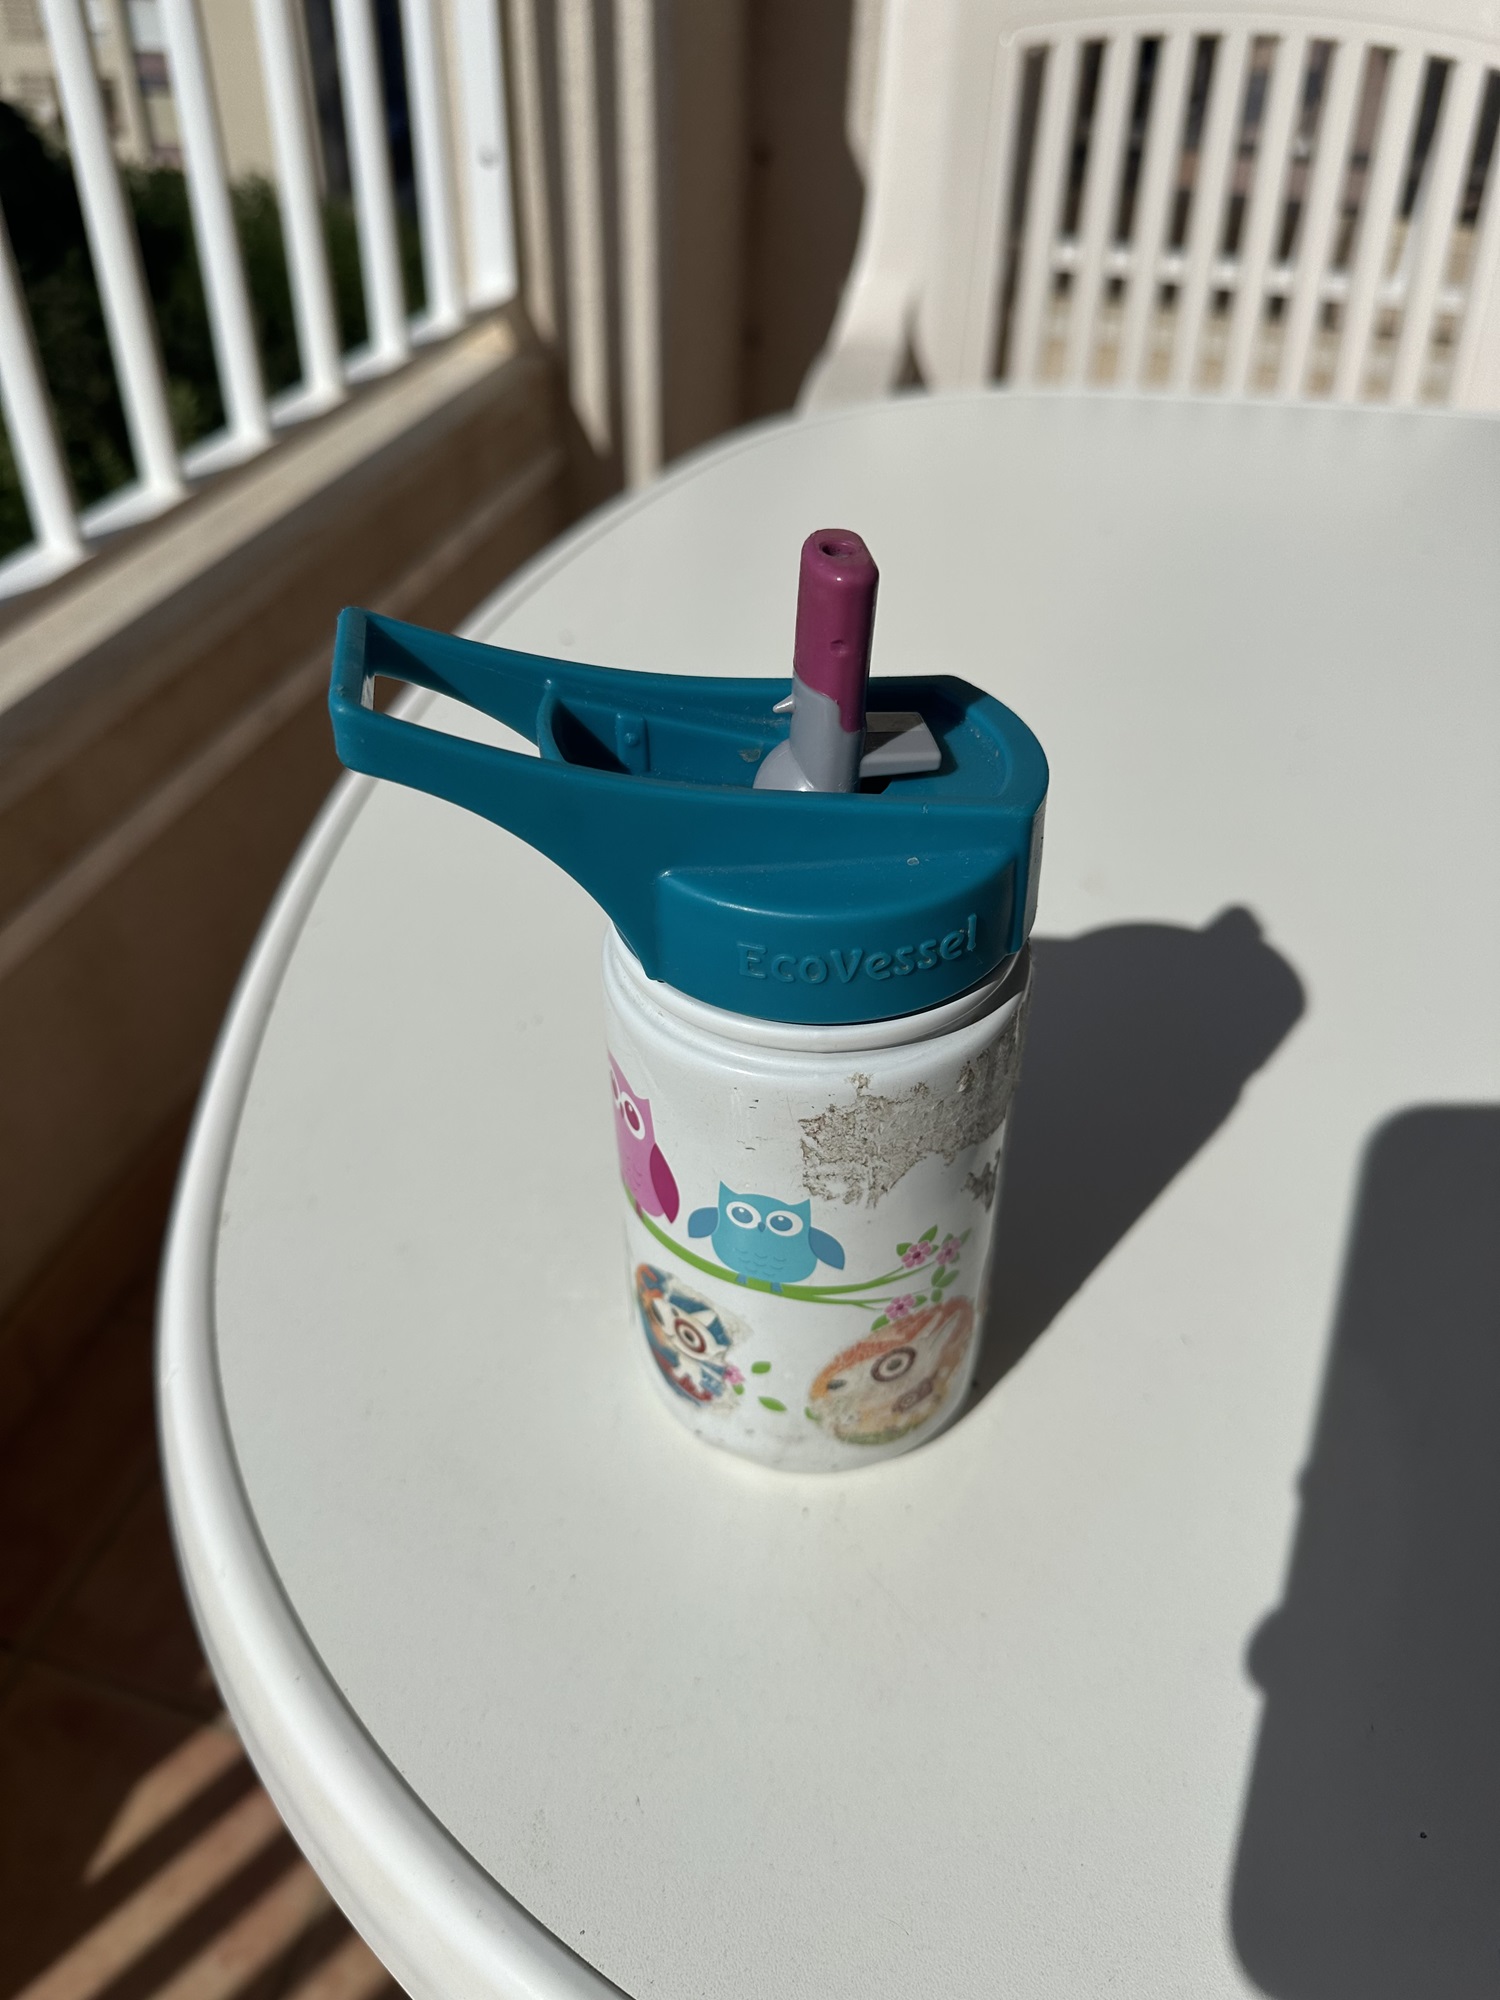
[603,927,1031,1472]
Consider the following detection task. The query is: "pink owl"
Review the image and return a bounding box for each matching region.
[609,1056,680,1222]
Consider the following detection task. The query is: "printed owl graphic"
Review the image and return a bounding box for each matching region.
[808,1296,975,1445]
[610,1056,679,1222]
[635,1264,738,1405]
[687,1185,845,1289]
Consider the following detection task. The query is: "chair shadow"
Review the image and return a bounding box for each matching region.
[1231,1105,1500,2000]
[972,907,1305,1399]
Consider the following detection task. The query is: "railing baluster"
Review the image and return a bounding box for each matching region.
[1222,33,1306,395]
[556,0,611,452]
[0,203,82,570]
[1276,38,1364,397]
[400,0,465,334]
[1117,31,1192,386]
[331,0,411,369]
[1389,57,1483,404]
[159,0,271,451]
[251,0,344,409]
[614,0,660,485]
[38,0,184,504]
[442,0,518,310]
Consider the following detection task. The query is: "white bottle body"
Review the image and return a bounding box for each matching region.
[602,928,1031,1472]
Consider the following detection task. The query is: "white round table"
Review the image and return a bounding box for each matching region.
[160,390,1500,2000]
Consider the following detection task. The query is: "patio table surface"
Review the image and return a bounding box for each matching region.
[160,388,1500,2000]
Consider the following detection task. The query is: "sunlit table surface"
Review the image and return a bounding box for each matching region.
[160,389,1500,2000]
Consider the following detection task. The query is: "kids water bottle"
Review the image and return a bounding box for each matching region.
[329,529,1047,1472]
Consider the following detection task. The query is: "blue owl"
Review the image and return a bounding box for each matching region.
[688,1185,846,1290]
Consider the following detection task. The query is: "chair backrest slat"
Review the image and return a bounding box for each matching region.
[1389,56,1484,402]
[811,4,1500,411]
[1222,33,1308,395]
[1275,36,1366,397]
[1329,46,1423,399]
[1009,37,1083,382]
[1167,28,1250,391]
[1060,33,1138,382]
[1449,73,1500,404]
[1116,30,1194,385]
[973,43,1026,378]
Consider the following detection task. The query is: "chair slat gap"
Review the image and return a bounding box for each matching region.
[1168,27,1250,391]
[1223,33,1307,394]
[37,0,184,500]
[0,202,83,562]
[1009,38,1078,384]
[159,0,271,447]
[1390,58,1482,402]
[1332,47,1423,400]
[1061,32,1135,383]
[250,0,344,407]
[1449,69,1500,403]
[1277,38,1365,396]
[1117,30,1191,385]
[331,0,412,365]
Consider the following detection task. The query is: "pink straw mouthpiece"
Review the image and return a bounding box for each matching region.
[793,528,879,735]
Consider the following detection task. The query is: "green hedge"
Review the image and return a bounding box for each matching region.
[0,102,423,561]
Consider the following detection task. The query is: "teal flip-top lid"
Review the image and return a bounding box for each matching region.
[328,585,1047,1027]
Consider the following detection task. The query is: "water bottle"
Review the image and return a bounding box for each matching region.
[329,528,1047,1470]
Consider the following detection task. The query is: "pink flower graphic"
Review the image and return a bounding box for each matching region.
[723,1364,744,1385]
[935,1236,961,1266]
[886,1294,917,1320]
[901,1243,931,1269]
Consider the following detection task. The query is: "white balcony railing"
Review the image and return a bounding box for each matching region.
[0,0,664,600]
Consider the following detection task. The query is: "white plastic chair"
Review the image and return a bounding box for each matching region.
[805,0,1500,410]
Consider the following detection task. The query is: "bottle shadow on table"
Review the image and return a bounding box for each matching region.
[1231,1104,1500,2000]
[971,905,1306,1401]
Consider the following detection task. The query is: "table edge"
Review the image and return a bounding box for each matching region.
[153,507,671,1995]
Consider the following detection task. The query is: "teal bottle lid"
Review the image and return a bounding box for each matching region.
[328,566,1046,1026]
